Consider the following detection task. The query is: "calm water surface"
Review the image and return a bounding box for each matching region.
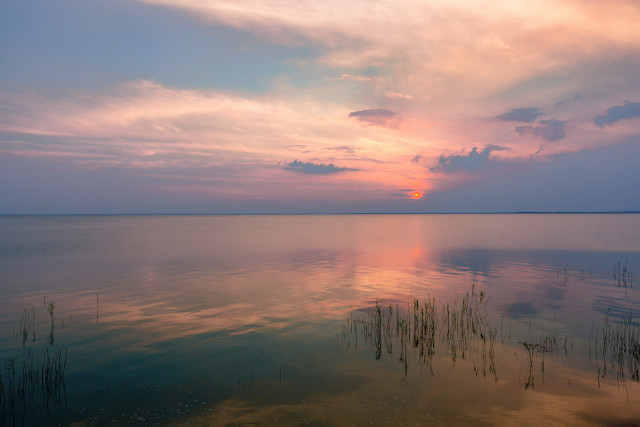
[1,214,640,425]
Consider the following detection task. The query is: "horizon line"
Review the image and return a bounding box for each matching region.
[1,211,640,216]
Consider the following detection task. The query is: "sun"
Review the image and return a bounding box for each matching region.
[409,191,423,199]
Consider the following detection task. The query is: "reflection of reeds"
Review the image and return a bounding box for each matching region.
[15,309,36,349]
[1,348,68,423]
[591,311,640,386]
[519,341,538,389]
[341,287,586,389]
[1,307,68,424]
[341,285,498,381]
[518,322,569,389]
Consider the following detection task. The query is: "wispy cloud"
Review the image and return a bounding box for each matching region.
[283,159,357,174]
[594,101,640,127]
[324,146,357,154]
[139,0,640,103]
[0,80,352,166]
[515,118,566,142]
[339,73,380,83]
[385,91,413,100]
[430,145,508,174]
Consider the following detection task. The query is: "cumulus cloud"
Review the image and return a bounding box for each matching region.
[348,108,402,128]
[283,159,357,174]
[430,145,508,173]
[411,154,423,163]
[594,101,640,127]
[515,118,566,142]
[496,107,542,122]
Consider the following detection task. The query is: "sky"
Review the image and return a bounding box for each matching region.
[1,0,639,214]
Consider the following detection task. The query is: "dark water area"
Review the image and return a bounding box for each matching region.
[1,214,639,425]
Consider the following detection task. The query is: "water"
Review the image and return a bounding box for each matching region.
[1,214,639,425]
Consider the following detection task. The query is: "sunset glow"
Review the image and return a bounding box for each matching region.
[1,1,639,213]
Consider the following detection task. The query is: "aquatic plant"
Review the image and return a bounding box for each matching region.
[611,259,633,288]
[340,285,602,391]
[0,347,68,423]
[48,301,55,347]
[1,307,68,425]
[341,285,498,381]
[591,310,640,386]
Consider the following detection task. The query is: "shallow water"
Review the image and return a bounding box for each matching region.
[1,214,639,425]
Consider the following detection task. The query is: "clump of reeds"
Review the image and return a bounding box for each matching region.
[48,301,55,347]
[0,348,68,423]
[556,262,570,284]
[1,305,68,424]
[611,259,633,288]
[590,310,640,385]
[341,285,498,381]
[342,283,638,392]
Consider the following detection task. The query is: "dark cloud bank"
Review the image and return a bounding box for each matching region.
[422,138,640,213]
[348,108,402,128]
[430,145,508,173]
[515,118,566,142]
[496,107,566,142]
[594,101,640,127]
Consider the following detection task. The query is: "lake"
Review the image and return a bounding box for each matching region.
[1,214,639,425]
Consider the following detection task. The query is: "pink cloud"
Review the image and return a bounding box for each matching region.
[0,81,430,200]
